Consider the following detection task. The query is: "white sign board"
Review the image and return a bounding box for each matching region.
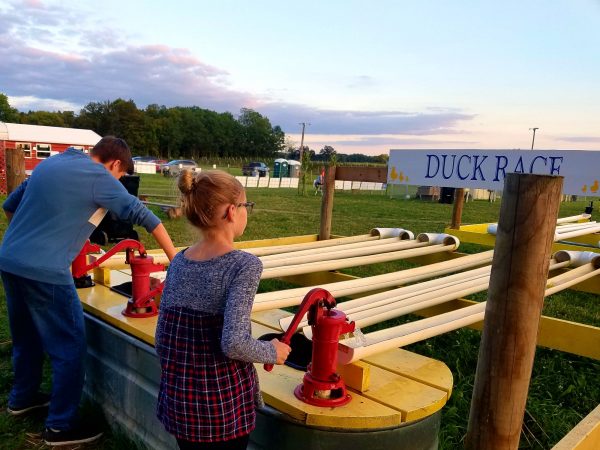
[388,149,600,196]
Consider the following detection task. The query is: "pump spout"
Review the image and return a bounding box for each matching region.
[264,288,335,372]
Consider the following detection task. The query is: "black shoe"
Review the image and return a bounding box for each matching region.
[6,392,50,416]
[42,424,103,447]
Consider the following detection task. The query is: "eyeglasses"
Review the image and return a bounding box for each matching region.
[222,201,255,219]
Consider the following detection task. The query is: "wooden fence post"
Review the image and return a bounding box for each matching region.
[319,165,336,240]
[465,173,563,449]
[450,187,465,229]
[5,147,26,194]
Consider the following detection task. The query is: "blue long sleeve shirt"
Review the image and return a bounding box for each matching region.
[0,148,161,285]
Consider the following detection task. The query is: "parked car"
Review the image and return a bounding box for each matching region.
[162,159,198,176]
[242,161,270,177]
[133,156,168,173]
[153,159,168,173]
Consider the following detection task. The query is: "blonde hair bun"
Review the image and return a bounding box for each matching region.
[178,169,243,229]
[178,169,196,195]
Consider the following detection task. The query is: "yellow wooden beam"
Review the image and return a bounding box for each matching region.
[444,225,600,253]
[552,404,600,450]
[414,299,600,361]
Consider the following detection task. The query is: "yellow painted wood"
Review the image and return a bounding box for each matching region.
[445,225,600,254]
[80,282,447,428]
[251,322,402,429]
[363,349,454,395]
[78,283,157,345]
[552,404,600,450]
[338,361,371,393]
[251,309,290,330]
[414,299,600,361]
[360,365,448,422]
[92,267,111,287]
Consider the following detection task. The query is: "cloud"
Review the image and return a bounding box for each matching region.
[9,95,80,112]
[0,0,475,139]
[346,75,377,88]
[325,136,478,146]
[556,136,600,143]
[258,103,475,135]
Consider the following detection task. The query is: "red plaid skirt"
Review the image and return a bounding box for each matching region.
[156,307,257,442]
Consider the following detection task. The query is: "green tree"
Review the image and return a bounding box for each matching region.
[237,108,283,158]
[319,145,337,161]
[20,110,66,127]
[0,93,19,122]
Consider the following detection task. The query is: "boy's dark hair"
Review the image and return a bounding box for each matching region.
[90,136,134,175]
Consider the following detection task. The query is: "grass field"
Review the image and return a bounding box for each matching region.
[1,173,599,449]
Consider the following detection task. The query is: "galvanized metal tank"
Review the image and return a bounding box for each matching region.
[83,313,441,450]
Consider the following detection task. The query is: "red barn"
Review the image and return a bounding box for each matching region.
[0,122,102,194]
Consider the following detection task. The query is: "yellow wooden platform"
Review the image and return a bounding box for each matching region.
[78,268,453,430]
[445,223,600,253]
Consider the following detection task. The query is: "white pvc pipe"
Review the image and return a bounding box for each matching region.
[553,250,600,268]
[279,265,493,330]
[555,225,600,241]
[555,222,598,232]
[337,303,487,364]
[308,258,571,337]
[252,250,495,311]
[261,239,428,269]
[303,278,489,339]
[545,265,600,296]
[260,243,457,280]
[416,233,461,247]
[489,214,593,234]
[259,237,402,262]
[370,228,414,240]
[299,258,570,337]
[336,261,600,364]
[245,234,380,256]
[556,213,592,224]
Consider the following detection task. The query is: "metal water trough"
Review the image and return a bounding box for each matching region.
[83,314,440,450]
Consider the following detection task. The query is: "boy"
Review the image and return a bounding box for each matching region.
[0,136,176,446]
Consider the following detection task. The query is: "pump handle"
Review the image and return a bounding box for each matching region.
[264,288,336,372]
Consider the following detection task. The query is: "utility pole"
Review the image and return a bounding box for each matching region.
[298,122,310,161]
[297,122,310,195]
[529,127,539,150]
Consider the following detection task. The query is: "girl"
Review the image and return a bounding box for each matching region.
[155,170,291,450]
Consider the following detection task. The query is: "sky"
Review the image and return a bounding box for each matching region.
[1,0,599,155]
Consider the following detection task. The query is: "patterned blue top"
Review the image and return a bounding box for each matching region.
[155,249,276,442]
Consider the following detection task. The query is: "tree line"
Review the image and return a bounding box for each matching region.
[0,93,387,164]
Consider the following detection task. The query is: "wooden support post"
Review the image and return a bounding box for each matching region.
[319,165,336,240]
[5,147,26,194]
[450,188,465,229]
[465,173,563,450]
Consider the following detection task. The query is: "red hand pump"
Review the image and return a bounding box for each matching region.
[264,288,355,407]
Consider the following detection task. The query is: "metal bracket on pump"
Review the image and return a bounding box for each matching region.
[264,288,355,408]
[72,240,102,288]
[121,246,165,318]
[71,239,165,318]
[72,239,146,288]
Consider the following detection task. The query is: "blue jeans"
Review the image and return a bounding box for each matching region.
[1,271,86,430]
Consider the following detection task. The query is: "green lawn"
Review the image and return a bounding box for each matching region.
[1,173,599,449]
